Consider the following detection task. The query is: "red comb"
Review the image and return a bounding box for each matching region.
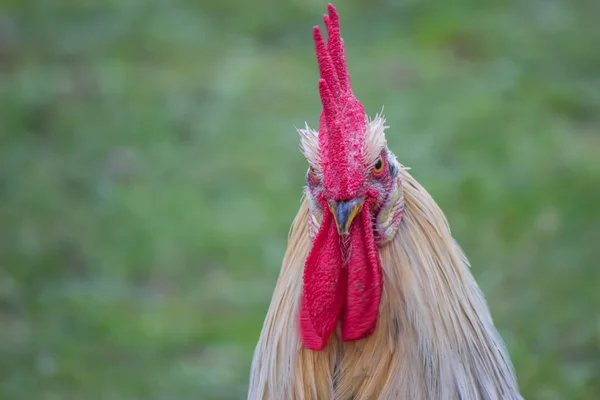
[314,3,366,200]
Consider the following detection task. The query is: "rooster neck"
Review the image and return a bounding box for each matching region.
[248,167,522,400]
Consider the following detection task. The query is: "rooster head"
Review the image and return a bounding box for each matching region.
[297,3,404,351]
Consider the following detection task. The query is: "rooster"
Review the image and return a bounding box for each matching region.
[248,4,523,399]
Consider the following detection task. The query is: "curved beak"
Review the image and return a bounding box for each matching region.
[328,197,366,236]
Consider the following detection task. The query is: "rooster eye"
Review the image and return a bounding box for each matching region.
[373,157,385,177]
[308,166,321,184]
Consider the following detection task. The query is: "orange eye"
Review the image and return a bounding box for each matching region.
[373,157,385,177]
[309,166,321,184]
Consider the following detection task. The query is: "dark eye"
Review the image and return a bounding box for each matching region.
[308,166,321,184]
[373,157,385,177]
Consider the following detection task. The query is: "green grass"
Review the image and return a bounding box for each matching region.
[1,0,599,398]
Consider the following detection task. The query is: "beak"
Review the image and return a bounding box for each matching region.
[328,197,366,236]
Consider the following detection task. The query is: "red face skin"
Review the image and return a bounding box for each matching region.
[307,149,397,230]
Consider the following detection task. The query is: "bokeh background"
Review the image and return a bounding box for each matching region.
[1,0,599,399]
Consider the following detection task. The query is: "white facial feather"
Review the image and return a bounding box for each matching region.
[297,123,321,172]
[363,110,388,168]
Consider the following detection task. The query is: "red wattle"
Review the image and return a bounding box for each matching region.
[341,205,383,341]
[300,203,383,350]
[300,211,346,350]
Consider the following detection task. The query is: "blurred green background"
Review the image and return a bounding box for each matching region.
[1,0,599,399]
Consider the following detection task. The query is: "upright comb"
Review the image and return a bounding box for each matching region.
[314,3,367,200]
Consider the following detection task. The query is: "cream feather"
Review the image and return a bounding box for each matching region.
[248,167,522,400]
[363,111,388,169]
[297,123,321,172]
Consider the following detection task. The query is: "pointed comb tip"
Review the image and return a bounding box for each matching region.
[312,25,325,45]
[327,3,339,20]
[312,26,325,50]
[312,26,326,52]
[317,80,326,99]
[318,78,331,100]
